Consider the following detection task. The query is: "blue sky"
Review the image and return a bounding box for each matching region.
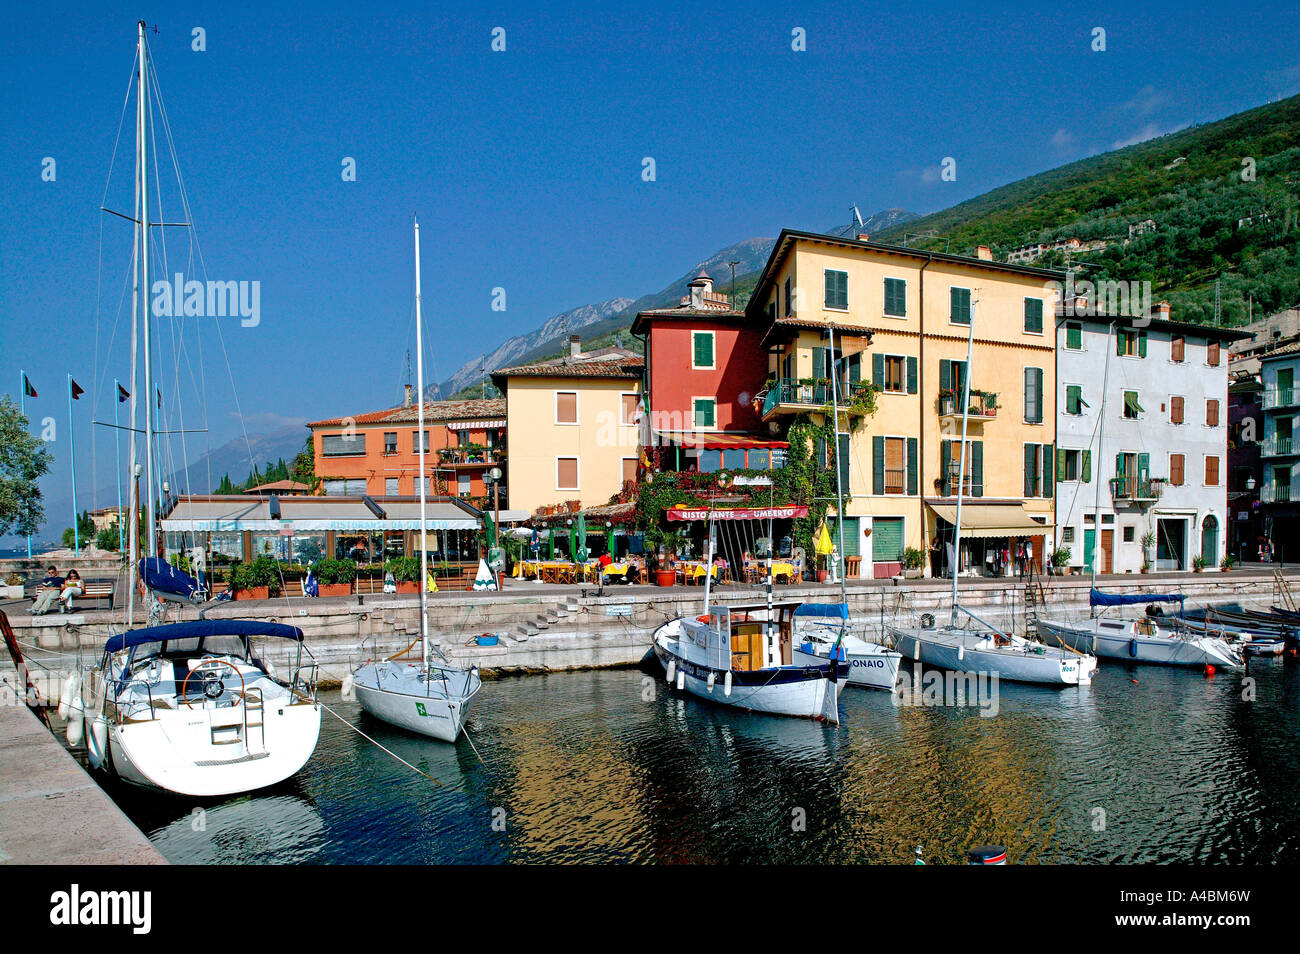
[2,0,1299,542]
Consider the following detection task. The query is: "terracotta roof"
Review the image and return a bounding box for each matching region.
[761,317,876,347]
[307,398,506,429]
[492,351,644,381]
[1261,340,1300,360]
[630,307,748,335]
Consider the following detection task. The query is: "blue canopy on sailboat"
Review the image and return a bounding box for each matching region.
[139,557,202,599]
[105,620,305,654]
[1089,588,1184,608]
[793,602,849,619]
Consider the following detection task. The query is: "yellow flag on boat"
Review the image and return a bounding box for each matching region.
[426,571,438,593]
[814,522,834,555]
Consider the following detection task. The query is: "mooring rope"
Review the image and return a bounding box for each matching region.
[318,700,443,787]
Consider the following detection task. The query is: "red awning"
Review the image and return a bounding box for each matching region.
[666,505,808,521]
[654,430,789,450]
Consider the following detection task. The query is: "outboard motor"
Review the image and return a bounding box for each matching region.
[968,845,1007,865]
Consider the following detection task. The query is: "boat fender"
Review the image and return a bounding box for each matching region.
[665,660,676,685]
[676,670,685,691]
[341,672,355,702]
[724,671,733,697]
[87,715,108,769]
[66,694,84,746]
[958,644,965,662]
[706,672,716,693]
[1128,638,1139,658]
[1204,664,1216,679]
[58,671,80,720]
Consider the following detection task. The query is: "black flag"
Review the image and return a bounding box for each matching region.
[70,378,84,400]
[22,374,37,398]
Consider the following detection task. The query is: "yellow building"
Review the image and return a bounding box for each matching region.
[491,336,643,516]
[750,230,1060,577]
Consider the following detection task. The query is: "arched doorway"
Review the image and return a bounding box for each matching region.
[1201,515,1219,566]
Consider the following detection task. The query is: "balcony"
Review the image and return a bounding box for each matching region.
[1110,475,1165,504]
[937,471,983,497]
[1263,386,1300,410]
[760,379,871,421]
[439,447,503,467]
[1261,483,1293,504]
[1260,435,1299,458]
[937,389,999,424]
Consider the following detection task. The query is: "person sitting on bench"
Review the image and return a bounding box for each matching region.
[28,566,65,615]
[57,570,84,612]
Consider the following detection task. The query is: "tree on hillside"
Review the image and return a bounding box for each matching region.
[0,395,52,538]
[290,437,319,493]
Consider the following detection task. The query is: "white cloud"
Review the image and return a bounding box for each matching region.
[1111,121,1187,150]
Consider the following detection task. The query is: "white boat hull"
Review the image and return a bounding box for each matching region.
[891,626,1096,686]
[792,638,901,691]
[353,662,480,742]
[1037,618,1242,668]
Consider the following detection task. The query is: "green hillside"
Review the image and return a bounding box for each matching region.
[874,93,1300,325]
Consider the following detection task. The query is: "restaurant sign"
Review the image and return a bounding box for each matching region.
[666,505,808,521]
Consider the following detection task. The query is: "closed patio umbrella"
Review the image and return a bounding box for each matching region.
[575,514,589,562]
[547,528,556,559]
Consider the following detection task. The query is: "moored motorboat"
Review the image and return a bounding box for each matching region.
[790,603,901,690]
[891,621,1096,686]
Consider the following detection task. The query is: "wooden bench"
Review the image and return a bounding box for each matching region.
[69,580,116,610]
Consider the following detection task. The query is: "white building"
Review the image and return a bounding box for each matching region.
[1054,303,1247,573]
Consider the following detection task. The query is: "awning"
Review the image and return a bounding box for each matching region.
[653,430,788,450]
[928,503,1051,538]
[667,505,808,521]
[446,419,505,431]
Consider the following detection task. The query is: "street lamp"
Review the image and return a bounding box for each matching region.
[1247,476,1257,491]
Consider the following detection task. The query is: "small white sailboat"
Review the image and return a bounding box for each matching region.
[1037,592,1242,669]
[890,294,1097,687]
[350,217,482,742]
[85,620,322,797]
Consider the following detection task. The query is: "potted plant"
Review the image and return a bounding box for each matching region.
[902,546,924,579]
[939,388,957,416]
[1193,555,1209,573]
[4,572,24,600]
[230,560,269,600]
[1220,554,1236,572]
[1140,531,1156,573]
[1052,546,1072,575]
[313,558,357,597]
[385,556,421,593]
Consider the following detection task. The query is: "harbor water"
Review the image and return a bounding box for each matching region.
[71,657,1300,864]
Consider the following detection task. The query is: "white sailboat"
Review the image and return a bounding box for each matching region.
[350,218,482,742]
[788,324,902,691]
[74,22,322,797]
[889,294,1098,686]
[1035,313,1239,671]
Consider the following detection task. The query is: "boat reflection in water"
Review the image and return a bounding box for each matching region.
[148,793,325,865]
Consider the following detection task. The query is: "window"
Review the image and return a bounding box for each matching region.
[884,277,906,317]
[824,269,848,310]
[1207,341,1221,366]
[622,457,638,486]
[884,355,906,393]
[383,432,397,455]
[1122,390,1143,420]
[556,391,578,424]
[749,449,770,469]
[457,473,471,496]
[784,277,793,317]
[1170,395,1184,424]
[883,437,905,494]
[1024,367,1044,423]
[1060,448,1081,481]
[1118,328,1147,357]
[1123,526,1135,543]
[693,397,716,429]
[556,457,579,491]
[692,331,715,369]
[939,438,981,496]
[1024,443,1052,497]
[1170,453,1185,486]
[1065,385,1087,415]
[1205,455,1220,486]
[1023,297,1044,334]
[385,477,399,495]
[1171,335,1185,362]
[875,435,918,495]
[1206,399,1220,427]
[1065,322,1083,350]
[620,393,639,426]
[322,478,366,495]
[940,359,968,401]
[412,430,429,454]
[321,433,365,457]
[1062,527,1075,544]
[950,287,971,325]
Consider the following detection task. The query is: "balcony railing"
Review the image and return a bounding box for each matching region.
[937,389,999,421]
[760,379,871,418]
[1260,435,1298,458]
[1263,386,1300,410]
[937,472,983,497]
[439,447,502,466]
[1261,483,1293,504]
[1110,475,1165,503]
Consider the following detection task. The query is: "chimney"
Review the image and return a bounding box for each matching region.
[856,233,871,242]
[1151,301,1171,321]
[569,334,582,358]
[975,245,993,261]
[404,383,412,407]
[688,271,712,309]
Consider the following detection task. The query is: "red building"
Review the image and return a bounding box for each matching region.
[631,271,783,472]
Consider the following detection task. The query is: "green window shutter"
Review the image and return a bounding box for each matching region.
[950,287,970,324]
[1024,298,1043,333]
[813,347,827,380]
[971,440,983,497]
[872,436,885,495]
[940,359,952,392]
[1066,385,1081,415]
[907,437,918,495]
[885,278,906,316]
[1056,447,1067,479]
[693,332,713,367]
[1117,332,1125,357]
[824,270,847,309]
[838,434,850,494]
[1115,453,1126,477]
[1045,443,1054,497]
[694,399,714,427]
[907,356,918,394]
[941,440,952,493]
[1066,323,1082,350]
[1024,443,1036,498]
[1082,449,1092,483]
[830,517,860,556]
[872,352,884,388]
[872,517,903,563]
[1024,368,1037,422]
[1138,330,1148,358]
[1138,452,1150,484]
[849,354,861,385]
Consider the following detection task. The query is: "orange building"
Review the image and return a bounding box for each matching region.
[306,392,507,506]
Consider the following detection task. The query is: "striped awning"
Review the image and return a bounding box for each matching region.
[447,419,505,431]
[928,503,1051,538]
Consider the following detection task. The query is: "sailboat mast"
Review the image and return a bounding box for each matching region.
[1090,310,1114,602]
[414,217,429,670]
[138,20,156,556]
[951,297,977,625]
[827,327,848,609]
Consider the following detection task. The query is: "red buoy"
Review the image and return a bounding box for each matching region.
[1204,664,1216,678]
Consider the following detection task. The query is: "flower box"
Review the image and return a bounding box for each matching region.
[318,582,352,597]
[234,586,269,601]
[396,581,419,594]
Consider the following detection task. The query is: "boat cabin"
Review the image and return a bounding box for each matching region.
[699,601,801,672]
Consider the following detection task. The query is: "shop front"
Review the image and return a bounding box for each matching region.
[926,501,1051,577]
